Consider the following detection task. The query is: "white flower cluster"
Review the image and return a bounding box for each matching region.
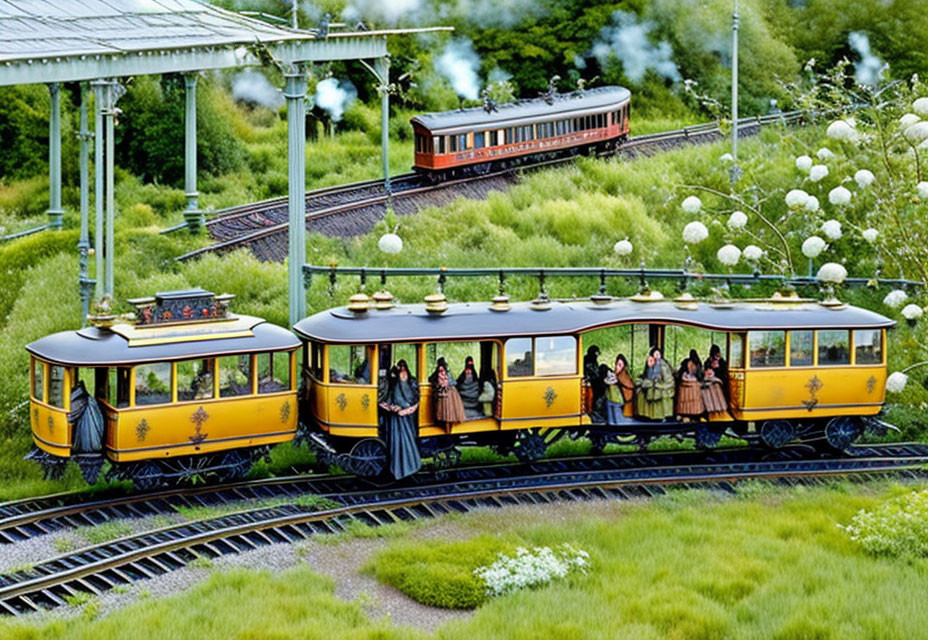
[862,228,879,243]
[854,169,875,188]
[902,304,924,320]
[914,97,928,116]
[883,289,908,308]
[822,219,842,240]
[719,152,734,164]
[828,186,852,206]
[827,120,856,141]
[817,148,836,161]
[805,195,820,212]
[727,210,748,230]
[378,233,403,254]
[795,155,813,172]
[717,244,741,266]
[809,164,829,182]
[918,182,928,200]
[681,196,702,214]
[801,235,826,258]
[743,245,763,261]
[838,489,928,556]
[885,371,909,394]
[613,239,633,256]
[904,121,928,144]
[816,262,847,284]
[900,113,921,127]
[682,220,709,244]
[473,544,590,598]
[785,189,810,208]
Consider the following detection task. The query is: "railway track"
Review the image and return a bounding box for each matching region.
[0,441,925,616]
[177,112,802,263]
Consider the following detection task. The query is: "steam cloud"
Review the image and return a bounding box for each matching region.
[592,11,680,84]
[848,31,887,86]
[435,39,482,100]
[314,78,357,121]
[341,0,542,28]
[231,70,283,108]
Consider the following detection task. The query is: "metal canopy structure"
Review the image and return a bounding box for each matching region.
[0,0,445,327]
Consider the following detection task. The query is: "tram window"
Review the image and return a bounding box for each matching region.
[382,343,419,379]
[135,362,172,406]
[32,359,44,401]
[328,344,371,385]
[177,359,215,402]
[817,330,849,365]
[749,331,785,367]
[535,336,577,376]
[219,355,252,398]
[505,338,533,377]
[458,134,468,150]
[257,352,291,393]
[309,341,324,379]
[474,131,485,149]
[854,329,882,364]
[789,331,814,366]
[435,136,445,154]
[666,325,713,370]
[415,134,421,153]
[109,367,130,408]
[449,135,457,152]
[729,333,745,368]
[48,365,65,409]
[426,341,481,379]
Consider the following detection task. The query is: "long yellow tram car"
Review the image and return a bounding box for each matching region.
[25,288,895,485]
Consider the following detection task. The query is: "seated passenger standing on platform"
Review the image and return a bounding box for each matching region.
[635,347,675,421]
[457,356,481,419]
[604,354,635,425]
[432,359,466,426]
[675,350,705,421]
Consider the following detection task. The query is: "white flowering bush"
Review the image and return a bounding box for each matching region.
[817,262,847,284]
[914,97,928,116]
[795,155,813,172]
[902,304,924,320]
[809,164,829,182]
[886,371,909,393]
[743,245,763,261]
[473,544,590,598]
[682,220,709,244]
[377,232,403,254]
[785,189,810,209]
[717,244,741,266]
[802,236,826,258]
[854,169,875,188]
[862,228,879,243]
[822,219,842,240]
[613,239,633,256]
[727,210,748,229]
[828,186,852,206]
[681,195,702,214]
[883,289,908,308]
[839,490,928,557]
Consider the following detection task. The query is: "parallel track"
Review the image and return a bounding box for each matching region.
[178,113,802,263]
[0,441,925,616]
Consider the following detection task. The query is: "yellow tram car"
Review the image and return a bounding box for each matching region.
[294,292,895,476]
[26,290,299,487]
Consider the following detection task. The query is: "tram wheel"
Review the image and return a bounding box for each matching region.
[825,417,861,451]
[514,428,548,463]
[760,420,796,448]
[695,425,722,449]
[132,461,166,491]
[589,432,609,455]
[349,438,388,477]
[214,450,253,483]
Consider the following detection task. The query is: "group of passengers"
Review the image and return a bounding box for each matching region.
[585,344,729,424]
[429,357,497,426]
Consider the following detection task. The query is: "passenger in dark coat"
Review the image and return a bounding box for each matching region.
[457,356,481,419]
[584,346,606,422]
[383,359,421,479]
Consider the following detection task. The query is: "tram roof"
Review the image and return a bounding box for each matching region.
[27,315,299,366]
[293,298,896,344]
[410,86,631,135]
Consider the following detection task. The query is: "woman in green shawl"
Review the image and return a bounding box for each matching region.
[635,347,675,420]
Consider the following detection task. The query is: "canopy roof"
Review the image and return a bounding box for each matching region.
[410,86,631,135]
[294,298,895,344]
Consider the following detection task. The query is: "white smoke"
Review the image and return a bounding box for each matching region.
[487,67,512,84]
[314,78,357,121]
[435,39,482,100]
[848,31,887,86]
[592,11,680,84]
[341,0,425,26]
[231,70,283,108]
[341,0,541,28]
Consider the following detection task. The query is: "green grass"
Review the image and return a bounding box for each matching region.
[171,493,340,523]
[74,522,134,546]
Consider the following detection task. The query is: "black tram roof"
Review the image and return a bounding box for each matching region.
[410,86,631,135]
[293,298,896,344]
[27,315,299,366]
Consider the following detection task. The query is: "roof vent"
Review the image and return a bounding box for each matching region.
[590,293,613,306]
[531,292,552,311]
[673,292,698,310]
[631,289,664,303]
[424,292,448,315]
[348,292,371,314]
[490,294,511,312]
[372,289,395,310]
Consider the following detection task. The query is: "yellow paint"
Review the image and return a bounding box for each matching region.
[500,375,582,424]
[105,391,297,462]
[30,400,71,457]
[313,381,378,429]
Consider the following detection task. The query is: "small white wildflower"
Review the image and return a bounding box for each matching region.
[809,164,829,182]
[883,289,908,308]
[817,262,847,284]
[854,169,875,188]
[743,244,763,261]
[681,196,702,214]
[886,372,908,393]
[727,210,748,229]
[900,113,921,127]
[901,304,923,320]
[785,189,810,208]
[827,120,856,140]
[905,122,928,143]
[682,220,709,244]
[795,155,813,172]
[613,239,633,256]
[802,235,826,258]
[719,152,734,163]
[918,182,928,200]
[829,186,852,206]
[717,244,741,266]
[805,195,820,212]
[822,219,843,240]
[862,228,879,243]
[817,147,836,161]
[914,97,928,116]
[377,232,403,254]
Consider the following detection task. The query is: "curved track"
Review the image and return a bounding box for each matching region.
[177,113,802,263]
[0,441,925,615]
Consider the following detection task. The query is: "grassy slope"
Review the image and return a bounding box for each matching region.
[2,482,927,638]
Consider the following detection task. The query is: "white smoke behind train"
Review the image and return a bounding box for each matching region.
[848,31,887,86]
[592,11,680,84]
[340,0,542,28]
[435,39,482,101]
[314,78,357,121]
[231,70,284,108]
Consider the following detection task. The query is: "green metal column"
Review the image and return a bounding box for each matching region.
[284,64,307,327]
[377,56,391,191]
[183,73,203,231]
[78,83,94,324]
[47,82,64,229]
[91,80,106,299]
[104,82,115,296]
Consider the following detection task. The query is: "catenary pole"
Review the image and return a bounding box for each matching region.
[285,64,308,327]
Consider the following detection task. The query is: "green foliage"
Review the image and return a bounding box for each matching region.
[0,175,50,219]
[76,521,133,545]
[839,489,928,557]
[364,536,514,609]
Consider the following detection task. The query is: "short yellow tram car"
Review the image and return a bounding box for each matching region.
[294,293,895,475]
[26,290,299,487]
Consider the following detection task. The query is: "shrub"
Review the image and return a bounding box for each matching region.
[839,489,928,557]
[0,175,50,219]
